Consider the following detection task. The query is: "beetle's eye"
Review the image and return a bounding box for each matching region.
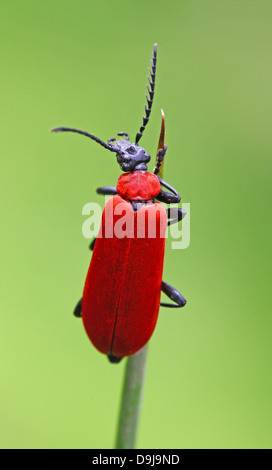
[127,147,137,155]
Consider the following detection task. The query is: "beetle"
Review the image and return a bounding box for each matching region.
[51,44,187,363]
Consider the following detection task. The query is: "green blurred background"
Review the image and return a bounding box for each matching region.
[1,0,271,449]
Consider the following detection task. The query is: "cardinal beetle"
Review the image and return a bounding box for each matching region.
[51,44,187,363]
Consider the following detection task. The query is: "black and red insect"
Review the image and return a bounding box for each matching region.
[52,44,187,363]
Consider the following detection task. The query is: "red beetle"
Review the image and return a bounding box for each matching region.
[52,44,186,363]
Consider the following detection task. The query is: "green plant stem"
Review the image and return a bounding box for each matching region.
[115,345,148,449]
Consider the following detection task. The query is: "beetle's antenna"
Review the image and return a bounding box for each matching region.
[135,43,157,145]
[51,127,117,152]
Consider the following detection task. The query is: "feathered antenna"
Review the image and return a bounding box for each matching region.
[50,127,117,152]
[135,43,157,145]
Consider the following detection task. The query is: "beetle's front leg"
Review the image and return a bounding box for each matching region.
[96,186,117,195]
[156,177,181,204]
[160,280,186,308]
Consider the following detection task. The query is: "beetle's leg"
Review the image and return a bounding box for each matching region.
[108,354,123,364]
[156,177,181,204]
[156,190,179,204]
[74,298,82,317]
[160,280,186,308]
[89,237,96,251]
[166,207,186,226]
[96,186,117,195]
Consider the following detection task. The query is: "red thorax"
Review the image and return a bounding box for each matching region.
[116,171,161,201]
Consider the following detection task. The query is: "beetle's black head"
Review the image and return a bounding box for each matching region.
[112,139,151,172]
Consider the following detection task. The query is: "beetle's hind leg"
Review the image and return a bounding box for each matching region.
[160,281,186,308]
[89,237,96,251]
[74,298,82,317]
[156,178,181,204]
[107,354,123,364]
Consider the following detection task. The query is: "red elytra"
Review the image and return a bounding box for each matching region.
[81,174,167,358]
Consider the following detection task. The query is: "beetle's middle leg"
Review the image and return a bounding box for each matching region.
[96,186,117,195]
[160,280,186,308]
[166,207,186,226]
